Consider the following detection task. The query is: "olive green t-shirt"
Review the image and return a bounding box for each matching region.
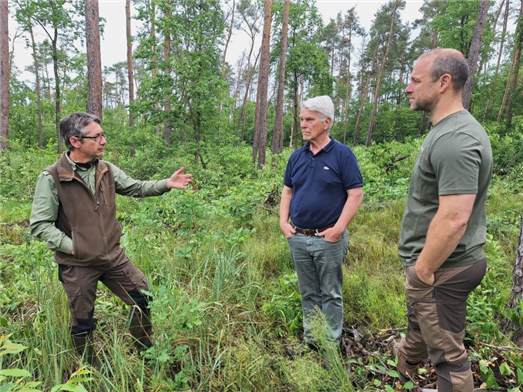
[398,110,493,268]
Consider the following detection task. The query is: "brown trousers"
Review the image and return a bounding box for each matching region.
[397,259,486,392]
[58,251,150,336]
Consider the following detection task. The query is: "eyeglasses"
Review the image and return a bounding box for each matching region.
[80,132,106,142]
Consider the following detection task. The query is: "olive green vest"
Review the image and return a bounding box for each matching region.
[47,154,123,266]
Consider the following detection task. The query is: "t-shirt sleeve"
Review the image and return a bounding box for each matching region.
[341,151,363,190]
[283,159,293,188]
[431,133,481,195]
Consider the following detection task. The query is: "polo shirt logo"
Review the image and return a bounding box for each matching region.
[324,166,329,170]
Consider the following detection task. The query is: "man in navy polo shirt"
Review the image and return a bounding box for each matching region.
[279,95,363,345]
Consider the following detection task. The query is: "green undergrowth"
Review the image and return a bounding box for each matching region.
[1,133,522,390]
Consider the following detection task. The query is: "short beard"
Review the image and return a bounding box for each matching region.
[411,98,436,113]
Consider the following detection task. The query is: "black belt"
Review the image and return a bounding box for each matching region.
[292,224,334,236]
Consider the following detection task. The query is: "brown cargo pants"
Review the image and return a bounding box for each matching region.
[396,259,486,392]
[58,251,151,337]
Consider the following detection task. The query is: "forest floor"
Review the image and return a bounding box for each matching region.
[281,324,522,391]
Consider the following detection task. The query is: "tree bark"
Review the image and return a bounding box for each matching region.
[365,0,399,147]
[462,0,489,110]
[509,215,523,309]
[253,0,272,169]
[217,0,235,141]
[353,40,376,146]
[126,0,135,126]
[291,72,299,149]
[221,0,236,77]
[237,51,259,144]
[0,0,9,150]
[271,0,289,155]
[28,24,43,147]
[51,25,61,153]
[163,0,172,145]
[85,0,103,120]
[236,4,261,145]
[497,49,518,122]
[483,0,510,122]
[342,28,353,145]
[506,0,523,129]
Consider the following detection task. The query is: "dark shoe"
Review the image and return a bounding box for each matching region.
[129,307,153,352]
[72,334,100,368]
[391,340,419,382]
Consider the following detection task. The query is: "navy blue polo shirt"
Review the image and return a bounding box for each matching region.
[283,137,363,229]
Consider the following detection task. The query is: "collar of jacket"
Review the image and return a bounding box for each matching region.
[56,153,108,183]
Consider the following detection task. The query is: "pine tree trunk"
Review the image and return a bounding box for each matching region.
[483,0,510,122]
[237,31,258,145]
[51,26,62,153]
[506,0,523,129]
[28,24,43,148]
[509,215,523,309]
[85,0,103,120]
[271,0,289,155]
[126,0,135,127]
[253,0,272,169]
[498,53,516,121]
[163,0,172,145]
[150,2,160,136]
[217,0,236,142]
[240,52,260,144]
[0,0,9,150]
[342,29,353,145]
[291,73,299,149]
[462,0,489,111]
[365,0,399,147]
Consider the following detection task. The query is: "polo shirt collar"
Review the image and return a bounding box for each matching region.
[305,136,336,153]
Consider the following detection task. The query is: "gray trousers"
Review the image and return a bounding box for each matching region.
[397,259,486,392]
[287,231,349,342]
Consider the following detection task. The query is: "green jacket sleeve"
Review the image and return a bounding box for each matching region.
[109,162,170,197]
[29,171,74,254]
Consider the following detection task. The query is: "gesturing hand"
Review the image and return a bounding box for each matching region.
[167,167,193,189]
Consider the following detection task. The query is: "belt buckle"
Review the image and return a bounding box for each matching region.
[304,228,318,236]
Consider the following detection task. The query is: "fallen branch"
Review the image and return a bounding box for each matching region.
[477,341,523,352]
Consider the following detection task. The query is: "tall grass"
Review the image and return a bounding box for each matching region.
[1,135,522,390]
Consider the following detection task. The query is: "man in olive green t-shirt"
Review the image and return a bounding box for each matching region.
[393,49,493,392]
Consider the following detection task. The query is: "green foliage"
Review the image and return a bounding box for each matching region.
[485,119,523,178]
[261,274,302,335]
[1,132,522,389]
[0,335,92,392]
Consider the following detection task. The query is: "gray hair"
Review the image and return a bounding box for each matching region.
[419,48,469,92]
[302,95,335,131]
[60,112,101,151]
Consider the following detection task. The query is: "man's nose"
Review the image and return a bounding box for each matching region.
[405,83,413,94]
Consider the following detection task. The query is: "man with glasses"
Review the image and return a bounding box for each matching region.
[30,112,192,367]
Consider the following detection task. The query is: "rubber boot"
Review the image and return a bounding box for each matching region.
[72,334,100,368]
[129,307,153,352]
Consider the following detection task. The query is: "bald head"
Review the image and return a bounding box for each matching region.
[418,49,469,93]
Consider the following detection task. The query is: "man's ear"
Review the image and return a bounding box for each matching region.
[69,136,82,149]
[324,117,332,130]
[439,73,452,93]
